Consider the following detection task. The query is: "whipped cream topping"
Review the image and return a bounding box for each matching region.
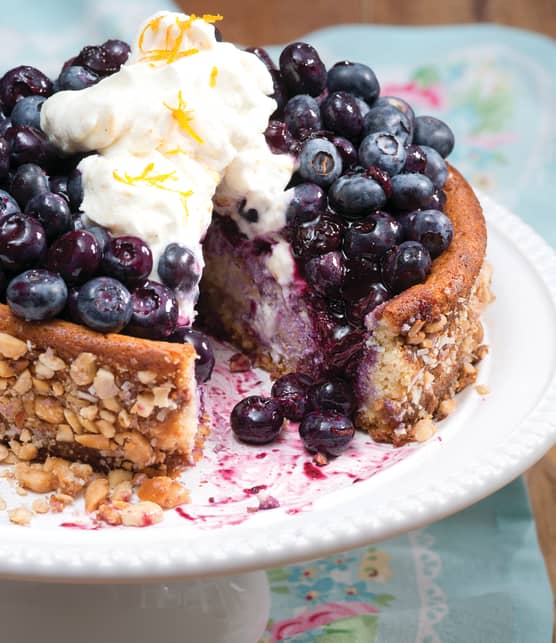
[41,11,295,322]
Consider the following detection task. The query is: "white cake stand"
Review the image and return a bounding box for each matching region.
[0,197,556,643]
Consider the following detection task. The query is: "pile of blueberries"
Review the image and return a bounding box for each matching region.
[0,40,215,384]
[232,42,456,458]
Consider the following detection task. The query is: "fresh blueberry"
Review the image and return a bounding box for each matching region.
[9,163,49,208]
[298,138,342,187]
[310,377,355,415]
[299,411,355,456]
[359,132,407,175]
[425,189,447,212]
[231,396,284,444]
[4,125,54,168]
[245,47,276,71]
[76,277,132,333]
[9,96,45,131]
[0,66,53,112]
[284,95,321,139]
[332,136,358,167]
[279,42,326,97]
[264,120,295,155]
[0,213,46,271]
[271,372,314,421]
[304,250,345,297]
[321,91,363,141]
[76,45,119,76]
[390,173,434,211]
[328,173,386,219]
[286,183,325,225]
[343,211,398,259]
[101,39,131,69]
[382,241,432,294]
[158,243,201,292]
[327,61,380,104]
[341,257,381,301]
[347,282,390,325]
[404,209,453,258]
[47,230,101,284]
[57,65,99,91]
[363,104,412,145]
[127,280,178,340]
[83,224,110,251]
[49,175,69,202]
[413,115,455,158]
[7,269,67,321]
[0,190,19,222]
[102,235,153,287]
[291,215,343,259]
[402,144,427,174]
[354,97,370,119]
[375,96,416,135]
[420,145,448,189]
[25,191,72,240]
[169,326,215,383]
[67,169,83,211]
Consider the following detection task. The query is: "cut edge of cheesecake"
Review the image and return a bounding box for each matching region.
[0,307,202,474]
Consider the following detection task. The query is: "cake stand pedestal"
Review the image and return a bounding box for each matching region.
[0,571,270,643]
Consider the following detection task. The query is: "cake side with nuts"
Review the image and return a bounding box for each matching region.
[0,306,200,473]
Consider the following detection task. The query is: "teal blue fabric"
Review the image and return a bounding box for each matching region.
[1,4,554,640]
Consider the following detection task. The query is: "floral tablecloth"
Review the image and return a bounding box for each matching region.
[2,1,556,641]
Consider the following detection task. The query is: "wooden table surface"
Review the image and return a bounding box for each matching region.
[178,0,556,629]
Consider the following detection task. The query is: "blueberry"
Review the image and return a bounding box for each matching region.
[332,136,358,167]
[0,213,46,271]
[403,144,427,174]
[83,224,110,251]
[76,277,132,333]
[347,282,390,325]
[404,209,453,258]
[76,45,119,76]
[127,280,178,340]
[0,190,19,222]
[25,191,72,240]
[327,61,380,104]
[10,96,45,131]
[304,250,344,297]
[169,326,215,383]
[341,256,381,301]
[268,70,288,117]
[284,95,321,139]
[0,66,53,113]
[4,125,54,168]
[271,372,314,421]
[425,189,447,212]
[328,173,386,219]
[343,211,398,259]
[67,169,83,211]
[291,215,343,259]
[264,120,295,155]
[298,138,342,187]
[101,39,131,69]
[382,241,432,294]
[299,411,355,456]
[102,235,153,287]
[420,145,448,189]
[245,47,276,71]
[310,377,355,415]
[47,230,101,284]
[413,115,455,158]
[354,97,370,119]
[158,243,201,292]
[231,396,284,445]
[359,132,407,175]
[7,269,67,321]
[321,91,363,141]
[57,66,99,91]
[49,175,69,202]
[375,96,415,134]
[363,104,412,145]
[10,163,49,208]
[279,42,326,97]
[390,173,434,211]
[286,183,325,225]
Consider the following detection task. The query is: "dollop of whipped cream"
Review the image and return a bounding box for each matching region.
[41,11,294,322]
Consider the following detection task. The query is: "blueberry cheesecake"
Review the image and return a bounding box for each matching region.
[0,11,491,475]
